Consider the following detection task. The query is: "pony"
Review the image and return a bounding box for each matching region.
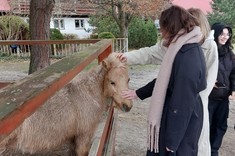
[0,52,132,156]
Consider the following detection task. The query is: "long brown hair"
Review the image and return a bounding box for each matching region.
[188,8,210,44]
[159,5,199,46]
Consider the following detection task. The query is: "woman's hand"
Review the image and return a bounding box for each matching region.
[229,91,235,101]
[121,89,138,100]
[116,53,127,63]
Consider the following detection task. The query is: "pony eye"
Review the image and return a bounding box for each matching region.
[111,81,116,85]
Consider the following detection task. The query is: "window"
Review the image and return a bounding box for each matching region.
[75,19,84,29]
[53,19,65,30]
[25,18,29,24]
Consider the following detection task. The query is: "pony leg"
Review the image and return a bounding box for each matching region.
[0,140,7,155]
[0,132,17,154]
[75,134,93,156]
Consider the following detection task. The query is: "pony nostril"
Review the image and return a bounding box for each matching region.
[122,104,132,112]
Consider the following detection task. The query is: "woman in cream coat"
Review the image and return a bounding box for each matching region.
[119,8,218,156]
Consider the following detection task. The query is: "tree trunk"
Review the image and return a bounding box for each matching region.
[119,20,128,38]
[28,0,55,74]
[119,26,128,38]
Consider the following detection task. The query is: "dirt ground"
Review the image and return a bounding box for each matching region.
[0,61,235,156]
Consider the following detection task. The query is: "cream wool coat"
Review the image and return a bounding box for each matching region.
[124,31,218,156]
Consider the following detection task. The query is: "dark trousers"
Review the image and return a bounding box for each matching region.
[208,98,229,156]
[146,150,175,156]
[146,150,159,156]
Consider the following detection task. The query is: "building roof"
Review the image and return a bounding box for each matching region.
[1,0,95,16]
[172,0,212,14]
[0,0,10,11]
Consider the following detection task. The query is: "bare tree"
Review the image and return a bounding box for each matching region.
[86,0,171,38]
[28,0,55,74]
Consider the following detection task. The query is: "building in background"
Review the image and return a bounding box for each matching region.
[0,0,11,15]
[0,0,95,39]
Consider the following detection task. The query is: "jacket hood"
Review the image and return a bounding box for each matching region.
[211,23,232,42]
[206,30,215,40]
[211,22,233,57]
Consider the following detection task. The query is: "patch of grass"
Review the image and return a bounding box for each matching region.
[0,52,9,57]
[0,56,30,62]
[50,55,66,59]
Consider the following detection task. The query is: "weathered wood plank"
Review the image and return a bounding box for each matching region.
[105,108,118,156]
[88,105,117,156]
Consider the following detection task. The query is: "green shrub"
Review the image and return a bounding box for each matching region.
[90,33,98,39]
[63,33,78,40]
[98,32,115,39]
[50,28,64,40]
[88,15,158,48]
[49,29,64,55]
[88,15,120,37]
[0,52,9,57]
[128,17,158,49]
[0,15,29,40]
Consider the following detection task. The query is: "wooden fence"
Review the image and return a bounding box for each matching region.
[0,39,117,156]
[0,38,128,58]
[0,39,99,58]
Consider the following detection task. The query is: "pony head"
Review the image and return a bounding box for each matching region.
[102,53,133,112]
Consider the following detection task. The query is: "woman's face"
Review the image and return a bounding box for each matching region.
[218,28,230,45]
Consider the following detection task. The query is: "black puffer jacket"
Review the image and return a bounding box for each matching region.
[209,52,235,99]
[209,23,235,99]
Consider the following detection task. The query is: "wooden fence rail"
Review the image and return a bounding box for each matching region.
[0,38,128,58]
[0,39,117,156]
[0,39,100,58]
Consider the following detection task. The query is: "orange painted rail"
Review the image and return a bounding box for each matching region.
[0,39,116,156]
[0,82,13,89]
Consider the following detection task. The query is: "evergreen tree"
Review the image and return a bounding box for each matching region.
[208,0,235,27]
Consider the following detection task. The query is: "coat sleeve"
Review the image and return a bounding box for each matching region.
[165,51,204,151]
[229,52,235,91]
[201,40,218,97]
[124,41,166,65]
[136,79,156,100]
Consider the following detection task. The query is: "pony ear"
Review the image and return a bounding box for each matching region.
[102,60,110,70]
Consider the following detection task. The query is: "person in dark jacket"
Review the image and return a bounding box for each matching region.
[10,44,18,54]
[208,23,235,156]
[123,5,207,156]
